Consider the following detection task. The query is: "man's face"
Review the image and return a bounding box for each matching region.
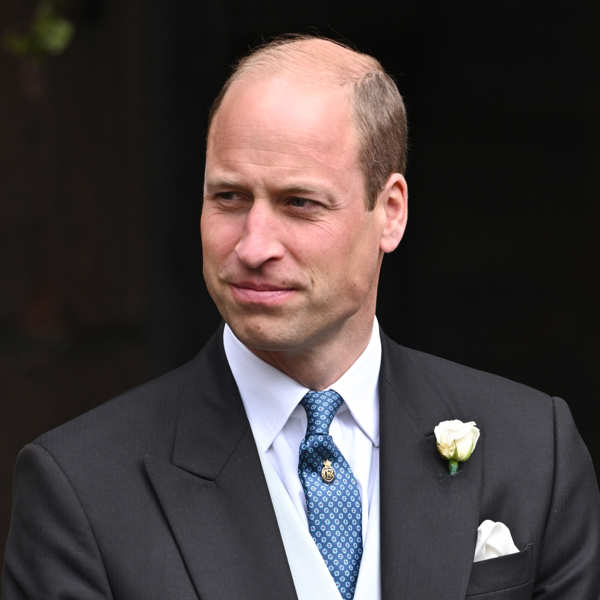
[201,74,390,357]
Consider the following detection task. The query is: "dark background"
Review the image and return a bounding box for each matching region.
[2,0,599,565]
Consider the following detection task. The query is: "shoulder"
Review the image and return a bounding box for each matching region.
[380,331,560,451]
[382,331,554,409]
[30,361,188,476]
[33,329,225,468]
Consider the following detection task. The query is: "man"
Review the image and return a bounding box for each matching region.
[2,35,599,599]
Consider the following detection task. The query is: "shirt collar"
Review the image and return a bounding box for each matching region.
[223,319,381,453]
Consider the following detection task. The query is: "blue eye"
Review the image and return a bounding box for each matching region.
[288,197,311,208]
[214,191,250,205]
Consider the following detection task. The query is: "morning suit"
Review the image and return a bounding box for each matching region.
[2,327,599,598]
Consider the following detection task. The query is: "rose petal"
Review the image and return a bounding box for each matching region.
[455,434,475,460]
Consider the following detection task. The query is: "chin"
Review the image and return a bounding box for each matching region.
[233,328,295,353]
[227,318,308,353]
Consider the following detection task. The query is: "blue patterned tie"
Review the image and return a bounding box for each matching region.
[298,390,363,599]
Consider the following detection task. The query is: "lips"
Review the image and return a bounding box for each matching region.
[229,281,296,305]
[233,281,290,291]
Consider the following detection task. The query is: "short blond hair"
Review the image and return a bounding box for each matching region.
[207,34,408,209]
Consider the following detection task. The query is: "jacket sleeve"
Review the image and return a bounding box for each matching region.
[1,443,113,599]
[534,397,600,598]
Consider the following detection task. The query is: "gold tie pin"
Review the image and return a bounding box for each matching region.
[321,459,335,483]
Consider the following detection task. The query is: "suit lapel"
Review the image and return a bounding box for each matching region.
[379,334,482,600]
[145,331,297,600]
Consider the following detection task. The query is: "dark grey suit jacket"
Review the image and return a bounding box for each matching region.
[2,329,599,599]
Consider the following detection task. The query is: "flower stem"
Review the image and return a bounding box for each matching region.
[448,459,459,475]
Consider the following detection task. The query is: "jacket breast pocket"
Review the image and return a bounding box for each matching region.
[465,544,534,598]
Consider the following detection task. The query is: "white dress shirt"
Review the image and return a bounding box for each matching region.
[222,318,381,543]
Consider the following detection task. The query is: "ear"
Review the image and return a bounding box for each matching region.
[378,173,408,253]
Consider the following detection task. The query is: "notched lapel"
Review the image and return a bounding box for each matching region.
[145,333,297,600]
[379,335,483,600]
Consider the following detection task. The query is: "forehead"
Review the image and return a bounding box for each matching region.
[207,74,360,172]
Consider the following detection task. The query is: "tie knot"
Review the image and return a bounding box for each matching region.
[301,389,343,435]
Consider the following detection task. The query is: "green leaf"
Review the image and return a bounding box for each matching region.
[33,16,74,55]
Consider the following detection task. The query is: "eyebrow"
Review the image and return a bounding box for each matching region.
[204,178,244,191]
[205,177,337,203]
[279,185,324,197]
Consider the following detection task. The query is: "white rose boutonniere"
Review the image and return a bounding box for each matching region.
[434,419,480,475]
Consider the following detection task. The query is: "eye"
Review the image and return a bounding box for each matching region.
[211,191,250,209]
[215,191,242,201]
[287,197,316,209]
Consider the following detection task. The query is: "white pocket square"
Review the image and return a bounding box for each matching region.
[474,519,519,562]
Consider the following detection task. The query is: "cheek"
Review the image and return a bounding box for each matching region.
[201,218,240,263]
[343,234,382,290]
[308,220,376,275]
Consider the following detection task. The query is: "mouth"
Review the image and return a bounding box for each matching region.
[229,281,297,305]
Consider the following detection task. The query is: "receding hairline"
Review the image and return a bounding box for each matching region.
[228,36,384,88]
[208,36,387,133]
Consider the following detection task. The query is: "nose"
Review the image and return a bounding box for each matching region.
[234,201,285,269]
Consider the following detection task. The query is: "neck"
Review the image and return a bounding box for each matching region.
[250,318,375,390]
